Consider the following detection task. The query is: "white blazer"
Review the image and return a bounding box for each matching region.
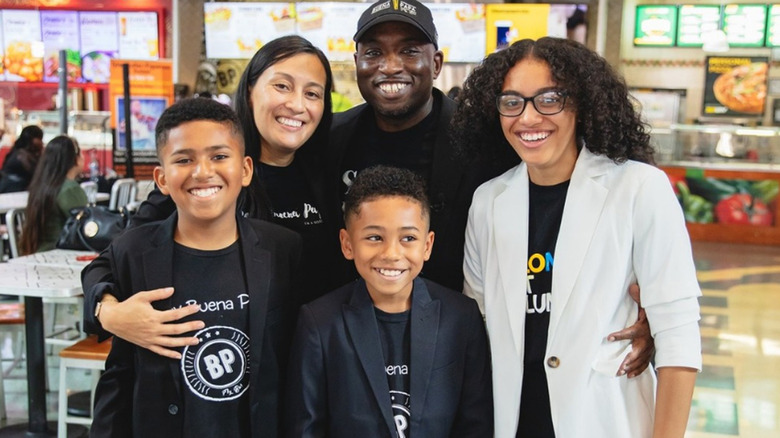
[464,148,702,438]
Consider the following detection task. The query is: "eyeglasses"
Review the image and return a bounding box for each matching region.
[496,90,568,117]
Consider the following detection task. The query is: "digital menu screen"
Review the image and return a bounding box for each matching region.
[429,3,486,63]
[677,5,721,47]
[722,4,767,48]
[204,2,296,59]
[634,5,677,47]
[766,5,780,46]
[295,2,362,62]
[2,10,43,82]
[41,11,81,82]
[118,12,159,60]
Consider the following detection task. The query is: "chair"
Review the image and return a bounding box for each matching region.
[108,178,137,211]
[0,302,25,420]
[79,181,98,205]
[5,208,25,259]
[57,335,112,438]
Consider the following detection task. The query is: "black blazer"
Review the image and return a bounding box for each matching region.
[285,277,493,438]
[328,89,502,291]
[87,213,302,438]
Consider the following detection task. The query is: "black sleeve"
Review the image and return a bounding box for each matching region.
[81,244,120,339]
[126,187,176,228]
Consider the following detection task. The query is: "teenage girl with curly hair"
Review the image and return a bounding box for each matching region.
[453,37,701,438]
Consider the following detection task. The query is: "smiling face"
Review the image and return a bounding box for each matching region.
[500,57,579,185]
[340,195,434,312]
[249,53,326,165]
[355,21,443,132]
[153,120,253,230]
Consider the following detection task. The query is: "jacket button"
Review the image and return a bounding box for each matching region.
[546,356,560,368]
[168,404,179,415]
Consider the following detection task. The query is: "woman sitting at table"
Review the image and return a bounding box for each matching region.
[19,135,87,254]
[0,125,45,193]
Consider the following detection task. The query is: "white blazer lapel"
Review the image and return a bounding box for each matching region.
[550,149,609,336]
[493,164,530,356]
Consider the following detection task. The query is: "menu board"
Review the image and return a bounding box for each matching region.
[296,2,361,62]
[205,2,296,59]
[634,5,677,47]
[722,4,767,48]
[486,4,551,53]
[429,3,485,63]
[41,11,81,82]
[677,5,721,47]
[80,12,119,83]
[766,5,780,46]
[2,10,43,82]
[703,56,768,117]
[118,12,159,60]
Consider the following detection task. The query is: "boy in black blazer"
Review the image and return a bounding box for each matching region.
[285,166,492,437]
[86,98,301,438]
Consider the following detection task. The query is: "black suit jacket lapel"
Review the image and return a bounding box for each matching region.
[237,217,272,410]
[141,212,181,395]
[342,280,396,435]
[409,278,440,425]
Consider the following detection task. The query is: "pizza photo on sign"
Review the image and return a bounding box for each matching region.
[712,62,768,114]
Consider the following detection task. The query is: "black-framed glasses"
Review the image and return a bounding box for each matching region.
[496,90,568,117]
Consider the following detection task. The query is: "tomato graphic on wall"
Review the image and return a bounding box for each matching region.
[715,194,773,226]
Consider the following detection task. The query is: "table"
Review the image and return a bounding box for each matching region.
[0,251,91,437]
[0,192,109,215]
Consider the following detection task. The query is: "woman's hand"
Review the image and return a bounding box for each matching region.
[607,284,655,378]
[98,287,204,359]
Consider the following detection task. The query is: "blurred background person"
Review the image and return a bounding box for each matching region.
[0,125,44,193]
[20,135,87,254]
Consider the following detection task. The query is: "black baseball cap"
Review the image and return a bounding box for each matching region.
[353,0,438,48]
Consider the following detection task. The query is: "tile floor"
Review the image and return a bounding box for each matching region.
[0,241,778,436]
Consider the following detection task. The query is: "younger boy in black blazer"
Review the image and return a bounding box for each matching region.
[87,98,301,438]
[285,165,492,437]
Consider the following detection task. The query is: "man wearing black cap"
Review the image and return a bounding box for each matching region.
[328,0,490,293]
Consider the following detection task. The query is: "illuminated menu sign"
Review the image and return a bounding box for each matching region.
[41,11,80,82]
[634,5,677,47]
[2,10,43,82]
[677,5,721,47]
[767,5,780,46]
[723,4,767,47]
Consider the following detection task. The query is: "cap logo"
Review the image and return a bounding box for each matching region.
[399,1,417,16]
[372,0,391,14]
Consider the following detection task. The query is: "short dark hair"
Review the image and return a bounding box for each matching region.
[344,165,430,226]
[154,97,243,156]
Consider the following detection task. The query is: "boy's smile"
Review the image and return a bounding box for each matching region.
[340,196,434,313]
[154,120,252,236]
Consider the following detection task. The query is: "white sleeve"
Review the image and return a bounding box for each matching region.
[463,193,486,317]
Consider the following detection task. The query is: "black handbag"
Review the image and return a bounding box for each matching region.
[56,206,130,252]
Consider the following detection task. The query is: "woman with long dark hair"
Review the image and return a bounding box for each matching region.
[19,135,86,254]
[0,124,44,193]
[82,35,338,358]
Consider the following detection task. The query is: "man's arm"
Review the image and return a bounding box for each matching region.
[608,284,655,378]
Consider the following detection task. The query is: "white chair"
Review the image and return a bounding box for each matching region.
[108,178,137,211]
[57,335,112,438]
[5,208,25,259]
[79,181,98,205]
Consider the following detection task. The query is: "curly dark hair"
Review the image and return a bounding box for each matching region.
[344,165,430,226]
[451,37,654,166]
[155,97,243,155]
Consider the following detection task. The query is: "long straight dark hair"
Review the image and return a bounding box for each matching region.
[233,35,334,219]
[20,136,80,255]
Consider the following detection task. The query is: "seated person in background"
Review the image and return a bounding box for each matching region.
[19,135,86,254]
[0,124,44,193]
[86,97,302,438]
[285,165,493,437]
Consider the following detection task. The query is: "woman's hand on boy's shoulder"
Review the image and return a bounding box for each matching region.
[99,287,204,359]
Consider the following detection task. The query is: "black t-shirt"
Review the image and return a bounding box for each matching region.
[376,307,411,438]
[171,241,251,438]
[516,180,569,438]
[258,160,325,232]
[339,102,438,199]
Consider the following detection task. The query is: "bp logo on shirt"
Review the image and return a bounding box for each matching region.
[181,325,250,401]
